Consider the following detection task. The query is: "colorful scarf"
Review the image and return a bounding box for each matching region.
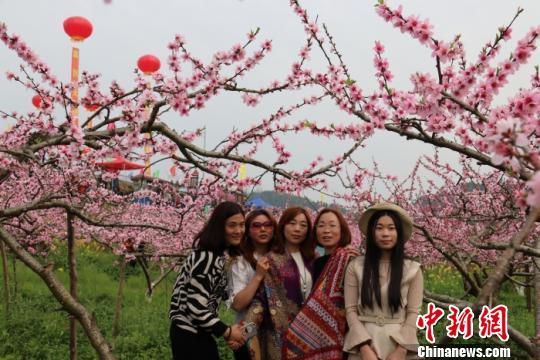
[282,246,359,359]
[244,252,314,360]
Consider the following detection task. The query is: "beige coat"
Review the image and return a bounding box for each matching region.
[343,256,423,360]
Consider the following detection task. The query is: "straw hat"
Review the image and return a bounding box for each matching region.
[358,203,413,242]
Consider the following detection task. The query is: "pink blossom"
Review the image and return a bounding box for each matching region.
[241,93,261,107]
[261,39,272,51]
[373,41,385,53]
[526,171,540,207]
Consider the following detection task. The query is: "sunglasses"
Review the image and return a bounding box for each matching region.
[251,221,274,229]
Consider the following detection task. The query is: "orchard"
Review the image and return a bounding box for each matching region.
[0,0,539,359]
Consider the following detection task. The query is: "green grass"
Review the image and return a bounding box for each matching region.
[0,245,173,359]
[0,249,534,359]
[0,244,237,360]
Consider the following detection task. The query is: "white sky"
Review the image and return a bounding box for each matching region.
[1,0,539,197]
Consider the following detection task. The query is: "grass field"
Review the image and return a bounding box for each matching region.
[0,245,534,359]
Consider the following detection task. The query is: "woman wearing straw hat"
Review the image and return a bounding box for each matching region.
[343,203,423,360]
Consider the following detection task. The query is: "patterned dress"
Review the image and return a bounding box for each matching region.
[244,251,314,360]
[283,246,360,359]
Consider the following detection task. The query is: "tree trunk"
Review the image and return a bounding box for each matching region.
[0,240,10,319]
[475,207,539,307]
[527,283,532,312]
[112,257,126,338]
[437,207,539,357]
[67,211,78,360]
[12,255,17,299]
[534,235,540,360]
[0,226,115,360]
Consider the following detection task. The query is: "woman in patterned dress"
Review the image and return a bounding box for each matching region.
[228,209,278,359]
[283,208,359,359]
[244,206,317,360]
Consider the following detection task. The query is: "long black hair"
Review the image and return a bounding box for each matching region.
[360,210,405,314]
[193,201,244,255]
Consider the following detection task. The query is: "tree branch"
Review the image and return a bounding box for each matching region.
[0,226,115,359]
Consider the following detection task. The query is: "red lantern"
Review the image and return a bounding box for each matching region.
[63,16,93,41]
[137,54,161,75]
[84,103,100,112]
[32,95,42,108]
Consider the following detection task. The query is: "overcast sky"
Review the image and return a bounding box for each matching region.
[1,0,539,197]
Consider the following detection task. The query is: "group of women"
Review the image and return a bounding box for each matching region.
[169,201,423,360]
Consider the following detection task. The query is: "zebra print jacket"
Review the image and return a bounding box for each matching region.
[169,249,228,336]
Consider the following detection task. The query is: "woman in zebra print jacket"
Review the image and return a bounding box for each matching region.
[169,201,247,359]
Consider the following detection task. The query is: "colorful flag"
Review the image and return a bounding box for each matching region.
[70,47,80,127]
[238,163,247,180]
[169,165,177,177]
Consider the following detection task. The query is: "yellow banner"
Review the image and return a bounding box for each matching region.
[70,46,79,127]
[238,164,247,180]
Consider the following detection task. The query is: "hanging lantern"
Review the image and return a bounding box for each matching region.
[63,16,93,41]
[31,95,42,108]
[137,54,161,75]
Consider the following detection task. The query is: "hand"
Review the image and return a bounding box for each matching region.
[227,339,243,351]
[255,257,270,279]
[228,324,246,345]
[385,345,407,360]
[359,343,378,360]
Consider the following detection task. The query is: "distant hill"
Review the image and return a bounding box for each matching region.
[246,191,328,210]
[246,191,345,212]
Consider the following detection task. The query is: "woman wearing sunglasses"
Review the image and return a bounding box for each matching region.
[228,209,278,360]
